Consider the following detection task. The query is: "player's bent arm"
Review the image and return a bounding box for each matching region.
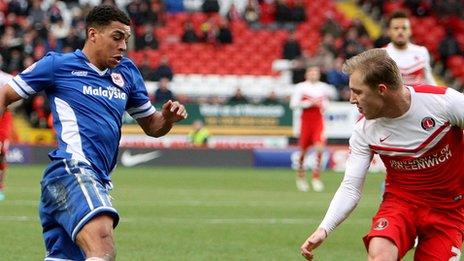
[0,84,22,116]
[137,111,173,138]
[318,152,372,234]
[136,100,187,138]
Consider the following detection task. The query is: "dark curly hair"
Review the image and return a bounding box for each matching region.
[85,5,131,38]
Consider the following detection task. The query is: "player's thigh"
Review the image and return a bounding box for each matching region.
[414,208,464,261]
[40,160,119,241]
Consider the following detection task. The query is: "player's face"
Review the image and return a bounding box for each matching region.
[94,21,131,69]
[349,70,384,119]
[305,67,320,82]
[388,18,411,48]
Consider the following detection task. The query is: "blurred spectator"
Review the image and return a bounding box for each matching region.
[135,24,158,51]
[291,0,306,22]
[216,18,233,44]
[439,29,461,66]
[404,0,431,17]
[320,16,342,38]
[226,3,241,22]
[188,120,210,147]
[6,48,23,74]
[183,0,204,12]
[282,31,302,60]
[275,0,293,29]
[325,57,350,101]
[320,33,337,56]
[153,77,176,104]
[200,18,217,43]
[306,45,334,74]
[374,29,390,48]
[165,0,185,13]
[152,56,173,81]
[262,90,283,105]
[23,93,51,129]
[243,0,260,27]
[138,59,154,81]
[181,22,200,43]
[227,87,249,104]
[62,28,85,52]
[259,0,275,26]
[342,27,365,59]
[433,0,463,18]
[202,0,220,13]
[351,18,369,38]
[50,18,70,51]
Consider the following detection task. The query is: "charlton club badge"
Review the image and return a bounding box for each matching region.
[421,117,435,131]
[373,218,389,231]
[111,73,124,88]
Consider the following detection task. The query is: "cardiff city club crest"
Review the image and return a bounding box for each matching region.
[111,72,124,88]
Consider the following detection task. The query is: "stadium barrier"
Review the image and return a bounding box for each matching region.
[7,144,385,172]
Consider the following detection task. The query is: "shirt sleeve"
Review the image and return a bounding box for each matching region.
[125,62,156,119]
[8,53,55,99]
[318,123,373,234]
[444,87,464,129]
[289,84,303,110]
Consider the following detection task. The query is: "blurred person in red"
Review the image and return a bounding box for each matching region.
[0,70,13,200]
[290,66,337,192]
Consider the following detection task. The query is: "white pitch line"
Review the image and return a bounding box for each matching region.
[0,199,328,208]
[0,215,371,225]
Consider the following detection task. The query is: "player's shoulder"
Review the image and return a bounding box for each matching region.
[116,57,139,72]
[41,51,80,65]
[408,43,429,54]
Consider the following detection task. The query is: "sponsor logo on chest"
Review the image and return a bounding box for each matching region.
[82,85,127,100]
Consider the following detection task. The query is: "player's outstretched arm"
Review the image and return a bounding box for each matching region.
[0,84,22,116]
[137,100,188,138]
[300,227,327,260]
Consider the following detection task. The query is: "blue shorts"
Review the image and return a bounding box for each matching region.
[39,159,119,261]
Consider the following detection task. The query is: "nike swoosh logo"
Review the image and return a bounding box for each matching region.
[121,150,161,167]
[379,134,392,143]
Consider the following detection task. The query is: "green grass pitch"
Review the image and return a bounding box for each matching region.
[0,165,417,260]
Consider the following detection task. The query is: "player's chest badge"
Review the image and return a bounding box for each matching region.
[421,117,435,131]
[111,73,124,88]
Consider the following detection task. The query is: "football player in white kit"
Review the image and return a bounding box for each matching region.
[384,10,436,86]
[300,49,464,260]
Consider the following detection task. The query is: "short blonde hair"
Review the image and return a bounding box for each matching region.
[342,49,403,90]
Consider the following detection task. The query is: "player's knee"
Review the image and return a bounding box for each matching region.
[77,214,116,260]
[368,237,398,261]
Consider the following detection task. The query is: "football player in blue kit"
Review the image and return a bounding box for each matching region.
[0,5,187,261]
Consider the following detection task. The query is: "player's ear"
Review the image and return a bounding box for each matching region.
[87,27,98,42]
[378,84,388,95]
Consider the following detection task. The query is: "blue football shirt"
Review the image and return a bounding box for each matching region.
[9,50,156,182]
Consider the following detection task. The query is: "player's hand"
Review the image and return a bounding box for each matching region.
[161,100,188,123]
[300,227,327,260]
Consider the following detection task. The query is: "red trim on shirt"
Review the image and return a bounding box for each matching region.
[413,85,447,94]
[369,122,450,152]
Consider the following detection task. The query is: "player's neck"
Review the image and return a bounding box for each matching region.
[383,87,411,118]
[82,45,106,70]
[392,42,409,50]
